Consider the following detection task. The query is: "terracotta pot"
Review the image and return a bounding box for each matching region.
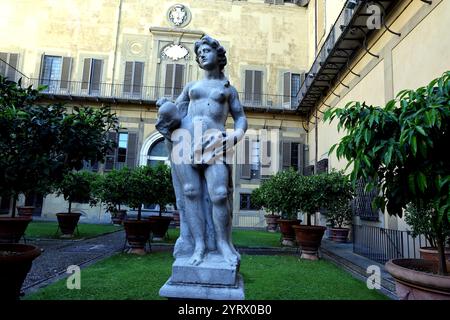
[123,219,153,255]
[277,219,301,247]
[17,206,35,218]
[0,243,41,300]
[264,214,280,233]
[56,213,81,237]
[419,247,450,269]
[111,209,127,225]
[385,258,450,300]
[293,225,327,260]
[329,227,350,243]
[147,216,173,239]
[0,217,32,243]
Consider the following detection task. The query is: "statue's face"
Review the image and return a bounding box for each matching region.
[197,44,219,70]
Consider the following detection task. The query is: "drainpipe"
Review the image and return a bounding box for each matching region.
[314,108,318,174]
[111,0,123,96]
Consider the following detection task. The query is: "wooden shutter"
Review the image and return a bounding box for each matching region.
[298,143,304,174]
[282,142,291,168]
[283,72,291,104]
[164,64,174,96]
[275,0,284,5]
[174,64,184,97]
[0,52,7,77]
[105,131,117,171]
[132,62,144,95]
[261,140,271,168]
[60,57,72,89]
[123,61,133,93]
[90,59,103,93]
[244,70,253,101]
[241,137,251,179]
[254,70,262,103]
[126,132,138,168]
[6,53,18,81]
[81,58,91,90]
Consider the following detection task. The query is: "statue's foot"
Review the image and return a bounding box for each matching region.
[188,248,205,266]
[218,241,239,266]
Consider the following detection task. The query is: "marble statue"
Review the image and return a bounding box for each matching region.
[156,35,248,267]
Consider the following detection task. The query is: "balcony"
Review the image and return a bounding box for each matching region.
[1,57,299,114]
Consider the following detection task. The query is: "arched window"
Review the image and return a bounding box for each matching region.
[147,138,169,167]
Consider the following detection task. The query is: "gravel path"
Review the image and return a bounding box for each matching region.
[23,230,127,293]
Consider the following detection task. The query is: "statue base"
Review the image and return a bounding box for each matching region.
[159,253,245,300]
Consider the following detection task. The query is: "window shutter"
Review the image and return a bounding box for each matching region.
[264,0,274,3]
[105,131,117,171]
[60,57,72,89]
[0,52,7,77]
[282,142,291,168]
[132,62,144,95]
[241,137,251,179]
[261,140,271,168]
[244,70,253,102]
[254,70,262,103]
[123,61,133,93]
[81,58,91,90]
[275,0,284,5]
[6,53,18,81]
[298,143,304,174]
[164,64,174,96]
[126,132,138,168]
[283,72,291,104]
[90,59,103,93]
[174,64,184,97]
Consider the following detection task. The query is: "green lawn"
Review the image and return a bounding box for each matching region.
[25,252,388,300]
[162,228,281,248]
[25,221,122,239]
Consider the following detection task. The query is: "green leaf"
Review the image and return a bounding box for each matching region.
[416,126,427,136]
[411,135,417,156]
[416,171,427,193]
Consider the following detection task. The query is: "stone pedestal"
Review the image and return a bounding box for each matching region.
[159,253,245,300]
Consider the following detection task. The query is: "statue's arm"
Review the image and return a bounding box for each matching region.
[229,86,248,144]
[174,82,193,118]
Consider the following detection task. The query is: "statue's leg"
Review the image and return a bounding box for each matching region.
[177,164,206,266]
[204,164,239,265]
[171,163,193,258]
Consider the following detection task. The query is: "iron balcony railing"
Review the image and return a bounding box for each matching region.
[353,224,430,264]
[1,58,299,112]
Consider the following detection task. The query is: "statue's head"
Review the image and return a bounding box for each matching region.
[194,35,227,72]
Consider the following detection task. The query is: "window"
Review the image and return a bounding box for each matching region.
[240,193,258,211]
[0,52,19,81]
[147,138,169,167]
[81,58,103,94]
[123,61,144,96]
[104,131,138,171]
[244,70,263,105]
[39,55,72,92]
[117,133,129,163]
[164,64,185,99]
[283,72,303,109]
[282,141,303,172]
[354,178,379,221]
[251,139,260,179]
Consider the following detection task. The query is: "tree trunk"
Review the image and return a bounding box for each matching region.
[436,233,448,275]
[307,214,311,226]
[137,206,142,221]
[11,194,17,218]
[68,201,72,214]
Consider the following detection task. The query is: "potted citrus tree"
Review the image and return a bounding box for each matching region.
[325,71,450,299]
[0,76,118,299]
[95,167,131,225]
[324,171,354,243]
[293,173,329,260]
[146,163,175,240]
[55,171,99,238]
[255,169,302,246]
[404,203,450,268]
[123,165,156,255]
[251,179,280,233]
